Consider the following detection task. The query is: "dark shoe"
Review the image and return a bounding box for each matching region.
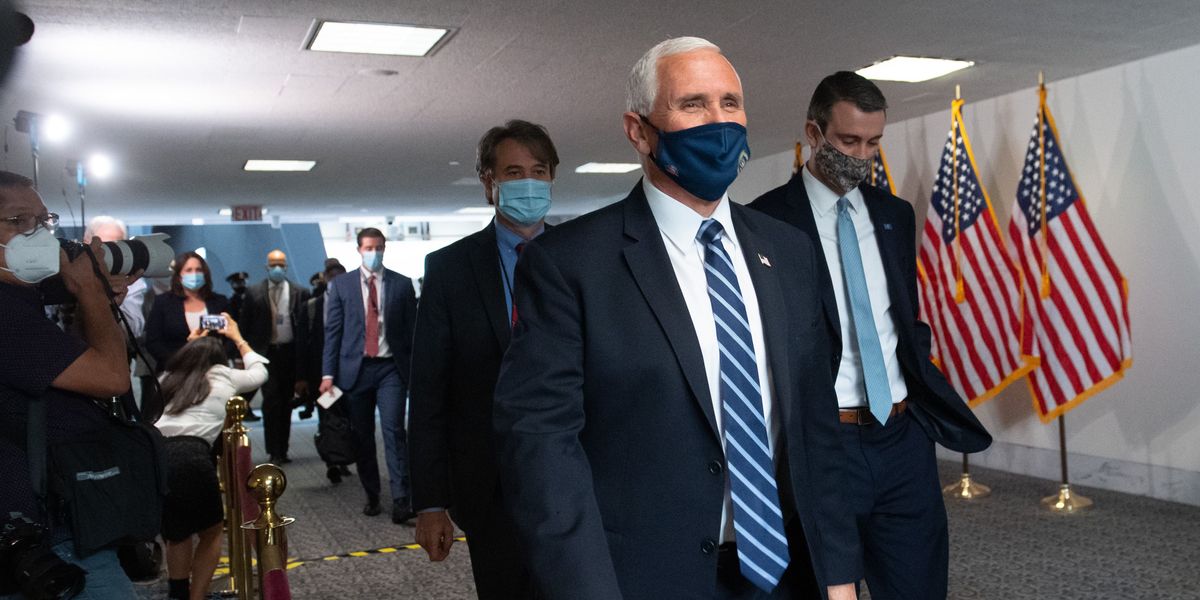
[338,465,352,475]
[391,504,416,525]
[299,407,314,420]
[363,496,382,516]
[326,466,342,485]
[269,455,292,465]
[243,411,261,422]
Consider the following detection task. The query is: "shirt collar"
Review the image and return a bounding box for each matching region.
[801,165,865,218]
[643,179,738,254]
[494,217,543,251]
[360,265,379,281]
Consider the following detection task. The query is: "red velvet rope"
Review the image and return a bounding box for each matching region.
[262,568,291,600]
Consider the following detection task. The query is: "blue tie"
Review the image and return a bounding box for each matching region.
[836,197,893,425]
[697,219,789,592]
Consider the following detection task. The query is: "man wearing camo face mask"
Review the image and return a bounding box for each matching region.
[749,72,991,600]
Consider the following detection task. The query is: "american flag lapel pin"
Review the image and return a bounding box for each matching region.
[758,253,772,267]
[883,223,894,231]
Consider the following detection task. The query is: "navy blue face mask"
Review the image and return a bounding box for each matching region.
[642,116,751,202]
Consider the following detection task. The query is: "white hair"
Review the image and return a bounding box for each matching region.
[626,36,722,115]
[84,215,127,242]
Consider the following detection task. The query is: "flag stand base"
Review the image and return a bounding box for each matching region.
[1041,484,1093,514]
[943,472,991,499]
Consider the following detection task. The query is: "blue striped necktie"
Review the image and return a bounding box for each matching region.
[696,219,789,592]
[836,197,893,425]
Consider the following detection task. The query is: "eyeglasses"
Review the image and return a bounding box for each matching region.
[0,213,59,235]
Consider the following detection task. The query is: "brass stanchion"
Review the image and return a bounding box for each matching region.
[943,452,991,499]
[1042,414,1093,514]
[243,464,295,598]
[221,396,254,599]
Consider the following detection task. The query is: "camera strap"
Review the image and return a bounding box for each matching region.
[26,396,48,501]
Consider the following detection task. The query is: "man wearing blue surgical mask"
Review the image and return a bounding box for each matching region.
[410,119,558,598]
[239,249,310,464]
[492,39,858,600]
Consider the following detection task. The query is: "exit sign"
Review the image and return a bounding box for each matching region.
[231,205,263,221]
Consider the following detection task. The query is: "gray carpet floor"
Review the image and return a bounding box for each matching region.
[133,415,1200,599]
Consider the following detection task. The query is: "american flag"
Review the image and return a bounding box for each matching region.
[1008,90,1132,422]
[918,99,1036,405]
[868,149,896,195]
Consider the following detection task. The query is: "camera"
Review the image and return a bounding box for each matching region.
[200,315,226,331]
[0,515,85,599]
[58,232,174,278]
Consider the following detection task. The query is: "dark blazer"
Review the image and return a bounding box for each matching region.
[749,171,991,453]
[493,183,860,599]
[238,279,310,351]
[295,293,326,390]
[145,291,229,369]
[322,268,416,391]
[408,223,514,532]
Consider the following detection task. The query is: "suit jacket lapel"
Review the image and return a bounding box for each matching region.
[862,187,913,338]
[730,207,794,425]
[620,185,719,441]
[469,223,512,349]
[786,174,840,343]
[347,270,365,332]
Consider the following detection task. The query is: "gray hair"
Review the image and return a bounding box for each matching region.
[626,37,722,115]
[84,215,127,241]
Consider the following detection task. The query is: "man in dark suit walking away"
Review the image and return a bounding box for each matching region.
[493,37,859,600]
[239,249,310,464]
[749,71,992,600]
[409,119,558,599]
[321,229,417,522]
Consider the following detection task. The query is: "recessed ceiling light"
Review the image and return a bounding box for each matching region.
[575,162,641,174]
[455,207,495,215]
[450,177,478,186]
[243,160,316,172]
[191,218,205,226]
[89,153,114,178]
[856,56,975,83]
[307,21,451,57]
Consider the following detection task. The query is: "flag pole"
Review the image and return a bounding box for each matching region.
[1042,414,1093,513]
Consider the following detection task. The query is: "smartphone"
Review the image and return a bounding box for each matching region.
[200,315,227,331]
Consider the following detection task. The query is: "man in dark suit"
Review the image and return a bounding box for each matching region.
[409,119,558,598]
[749,71,992,600]
[320,228,417,522]
[239,249,310,464]
[493,37,858,600]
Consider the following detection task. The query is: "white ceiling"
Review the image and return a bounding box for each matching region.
[3,0,1200,225]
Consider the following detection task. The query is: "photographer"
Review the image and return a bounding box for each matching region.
[155,313,267,600]
[0,171,139,597]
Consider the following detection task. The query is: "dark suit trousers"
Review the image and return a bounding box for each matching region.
[345,357,410,505]
[262,343,296,459]
[461,490,536,599]
[839,409,948,600]
[715,518,821,599]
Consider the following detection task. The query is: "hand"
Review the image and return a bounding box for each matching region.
[827,583,857,600]
[414,510,455,561]
[105,268,144,305]
[187,327,208,342]
[319,379,333,395]
[294,380,309,398]
[217,312,244,343]
[58,238,106,298]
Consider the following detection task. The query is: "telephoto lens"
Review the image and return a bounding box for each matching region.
[59,232,174,278]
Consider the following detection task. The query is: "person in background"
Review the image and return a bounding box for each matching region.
[83,216,146,339]
[296,259,352,484]
[145,252,230,372]
[155,314,267,600]
[321,229,417,522]
[225,271,249,322]
[238,249,309,464]
[409,119,558,597]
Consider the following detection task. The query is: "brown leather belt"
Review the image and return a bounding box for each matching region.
[839,400,907,425]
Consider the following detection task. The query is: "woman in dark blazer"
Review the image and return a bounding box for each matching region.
[146,251,230,372]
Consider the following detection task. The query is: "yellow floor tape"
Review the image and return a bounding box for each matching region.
[214,537,468,576]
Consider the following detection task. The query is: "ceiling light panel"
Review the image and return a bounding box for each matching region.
[856,56,975,83]
[244,160,317,172]
[575,162,642,174]
[307,21,451,57]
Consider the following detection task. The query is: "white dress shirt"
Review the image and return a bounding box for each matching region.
[156,351,270,444]
[643,179,778,544]
[268,280,294,344]
[802,167,908,408]
[119,278,147,339]
[358,265,391,358]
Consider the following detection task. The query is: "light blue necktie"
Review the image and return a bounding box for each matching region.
[836,197,893,425]
[697,219,789,592]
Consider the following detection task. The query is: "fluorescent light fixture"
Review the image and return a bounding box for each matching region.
[218,208,232,216]
[575,162,641,174]
[89,153,113,178]
[856,56,975,83]
[307,21,450,57]
[454,207,496,215]
[44,114,71,143]
[243,160,316,172]
[191,218,205,226]
[450,177,479,186]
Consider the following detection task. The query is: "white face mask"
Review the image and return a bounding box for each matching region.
[0,226,61,283]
